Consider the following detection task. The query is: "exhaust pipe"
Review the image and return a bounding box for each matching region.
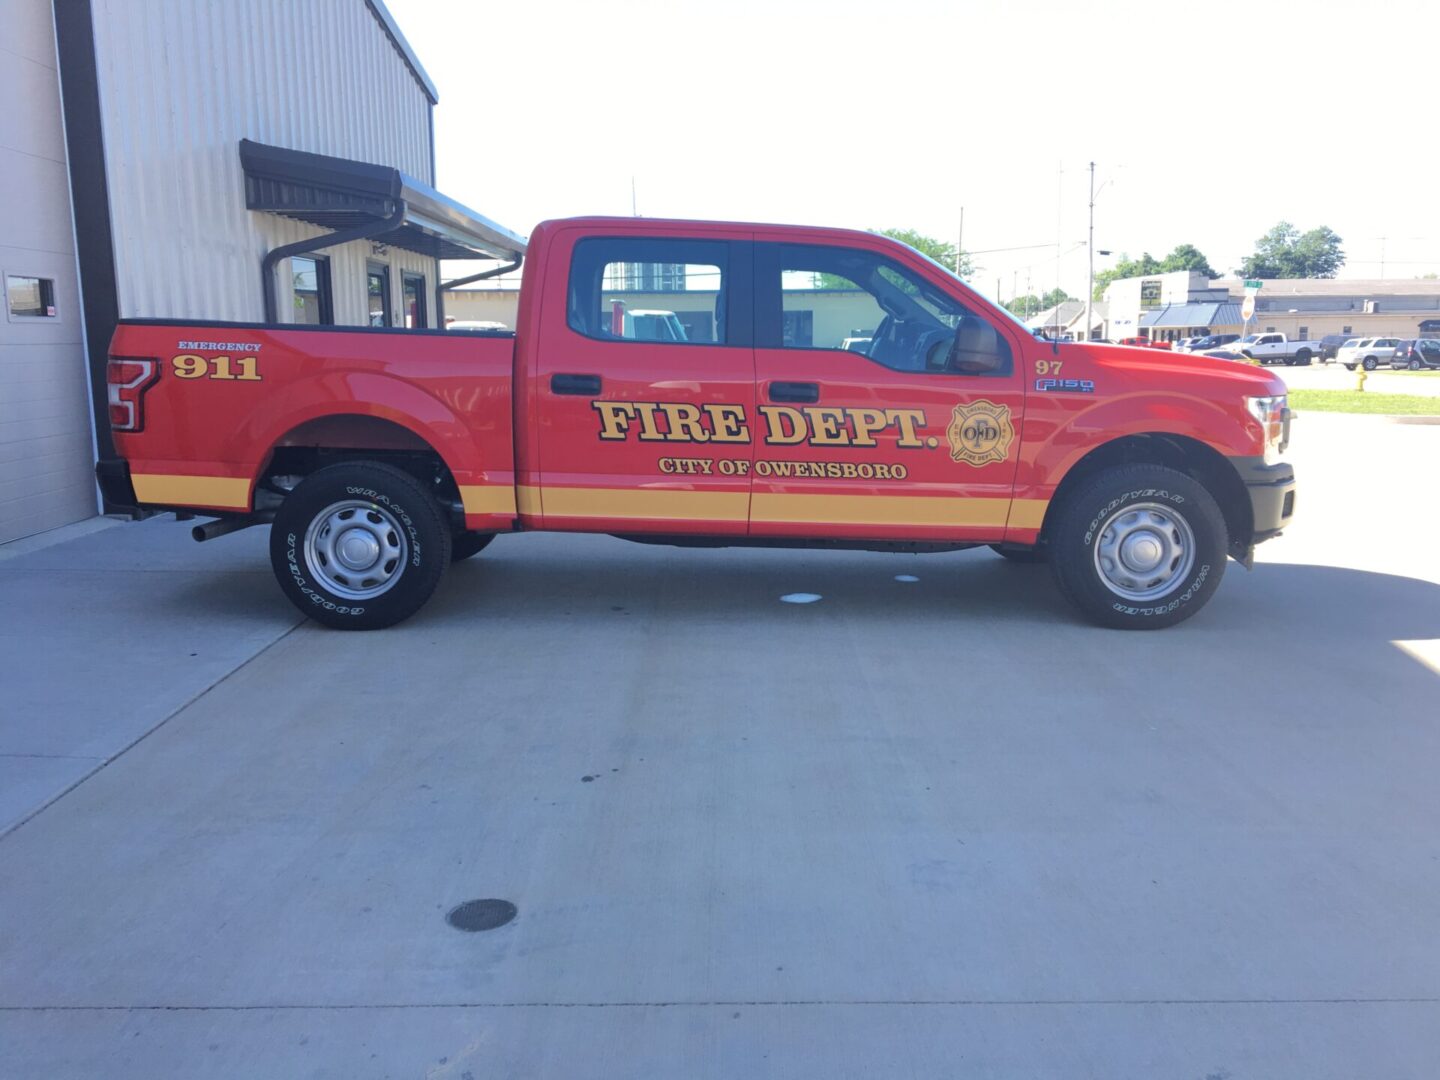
[191,513,273,542]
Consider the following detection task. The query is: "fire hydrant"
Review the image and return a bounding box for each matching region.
[1356,365,1367,392]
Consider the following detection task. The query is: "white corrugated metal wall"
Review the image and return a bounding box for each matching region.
[90,0,440,325]
[0,0,97,543]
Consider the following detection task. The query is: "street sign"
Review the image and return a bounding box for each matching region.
[1243,279,1263,292]
[1241,294,1256,321]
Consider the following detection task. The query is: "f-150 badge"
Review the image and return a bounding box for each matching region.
[947,400,1014,467]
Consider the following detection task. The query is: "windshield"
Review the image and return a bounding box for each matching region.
[887,236,1040,337]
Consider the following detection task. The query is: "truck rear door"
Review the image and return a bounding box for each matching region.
[531,230,755,535]
[749,239,1025,543]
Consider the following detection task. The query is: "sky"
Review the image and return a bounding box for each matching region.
[388,0,1440,301]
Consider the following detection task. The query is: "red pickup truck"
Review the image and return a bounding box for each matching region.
[98,216,1295,630]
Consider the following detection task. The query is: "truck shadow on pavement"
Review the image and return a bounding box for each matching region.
[431,536,1440,666]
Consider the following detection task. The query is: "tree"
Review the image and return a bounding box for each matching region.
[816,228,975,289]
[1092,252,1161,300]
[1159,243,1219,278]
[1004,286,1071,318]
[1091,244,1219,299]
[1239,222,1345,279]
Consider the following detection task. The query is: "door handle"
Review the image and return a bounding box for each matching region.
[551,373,602,396]
[769,381,819,404]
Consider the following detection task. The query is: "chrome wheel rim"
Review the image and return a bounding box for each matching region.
[304,499,407,600]
[1092,501,1196,602]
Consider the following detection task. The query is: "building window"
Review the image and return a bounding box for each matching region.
[1298,326,1308,340]
[6,275,57,319]
[292,255,333,325]
[1342,325,1352,334]
[402,272,427,329]
[782,310,814,347]
[367,262,392,327]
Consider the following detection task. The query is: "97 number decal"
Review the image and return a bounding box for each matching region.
[171,354,261,381]
[1035,359,1064,376]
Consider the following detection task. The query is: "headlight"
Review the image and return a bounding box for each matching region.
[1246,394,1288,461]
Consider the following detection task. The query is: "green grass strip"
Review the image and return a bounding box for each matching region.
[1288,389,1440,415]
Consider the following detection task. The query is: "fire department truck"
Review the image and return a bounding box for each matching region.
[98,217,1295,630]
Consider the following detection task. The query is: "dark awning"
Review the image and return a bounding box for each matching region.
[238,139,526,262]
[1140,301,1244,328]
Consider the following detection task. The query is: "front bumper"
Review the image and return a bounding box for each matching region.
[1231,455,1296,543]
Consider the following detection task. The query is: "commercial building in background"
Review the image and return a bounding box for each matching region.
[1212,278,1440,342]
[1103,271,1440,345]
[1,0,523,543]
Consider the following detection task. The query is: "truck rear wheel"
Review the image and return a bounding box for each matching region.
[269,461,451,630]
[1048,464,1226,630]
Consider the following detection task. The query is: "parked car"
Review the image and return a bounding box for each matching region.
[1317,334,1353,361]
[1174,336,1207,352]
[1188,333,1240,351]
[1199,349,1250,363]
[1232,333,1317,366]
[1389,339,1440,370]
[1338,337,1403,370]
[446,319,510,332]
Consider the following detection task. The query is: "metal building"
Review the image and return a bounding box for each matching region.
[0,0,524,543]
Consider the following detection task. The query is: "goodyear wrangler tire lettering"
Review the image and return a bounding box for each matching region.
[1050,464,1227,630]
[269,462,451,631]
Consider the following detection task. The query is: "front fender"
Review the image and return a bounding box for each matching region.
[1021,391,1256,494]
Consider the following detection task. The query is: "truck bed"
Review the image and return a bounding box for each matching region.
[104,320,519,530]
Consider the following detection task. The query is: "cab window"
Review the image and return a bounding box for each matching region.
[757,242,1012,376]
[567,236,729,346]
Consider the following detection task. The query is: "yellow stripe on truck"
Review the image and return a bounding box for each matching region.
[532,486,1049,531]
[131,473,250,510]
[542,486,750,522]
[458,485,518,516]
[752,492,1017,528]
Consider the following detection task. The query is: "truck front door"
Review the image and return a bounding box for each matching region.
[749,240,1026,543]
[532,231,755,535]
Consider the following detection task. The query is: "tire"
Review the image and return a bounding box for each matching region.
[269,461,451,630]
[990,543,1047,564]
[451,532,496,561]
[1409,358,1423,371]
[1295,349,1312,365]
[1048,464,1227,630]
[1343,363,1355,371]
[1363,356,1378,371]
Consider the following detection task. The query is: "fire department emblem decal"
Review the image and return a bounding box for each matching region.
[946,400,1014,467]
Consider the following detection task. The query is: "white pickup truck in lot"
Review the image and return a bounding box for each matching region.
[1233,333,1317,366]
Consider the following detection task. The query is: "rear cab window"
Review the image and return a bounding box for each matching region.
[567,236,730,346]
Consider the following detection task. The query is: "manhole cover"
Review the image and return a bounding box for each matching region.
[446,899,517,932]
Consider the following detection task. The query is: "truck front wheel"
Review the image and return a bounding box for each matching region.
[269,461,451,630]
[1048,464,1226,630]
[451,532,495,561]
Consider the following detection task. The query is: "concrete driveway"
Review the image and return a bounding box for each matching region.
[2,413,1438,1078]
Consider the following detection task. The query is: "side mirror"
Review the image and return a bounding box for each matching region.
[947,315,1008,374]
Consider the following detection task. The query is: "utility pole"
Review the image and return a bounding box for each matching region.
[631,176,638,217]
[956,207,965,277]
[1085,161,1095,343]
